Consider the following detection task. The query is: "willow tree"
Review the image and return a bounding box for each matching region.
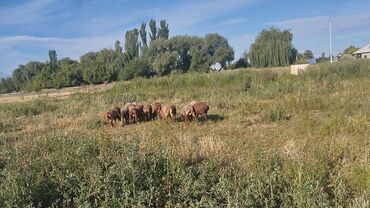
[248,28,295,68]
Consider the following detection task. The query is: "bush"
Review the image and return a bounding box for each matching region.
[119,58,152,81]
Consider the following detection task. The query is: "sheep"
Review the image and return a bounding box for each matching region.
[106,106,121,126]
[160,104,176,122]
[180,104,195,122]
[151,102,162,120]
[192,102,209,121]
[143,105,153,121]
[121,107,129,126]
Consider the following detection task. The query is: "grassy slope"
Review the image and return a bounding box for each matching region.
[0,62,369,207]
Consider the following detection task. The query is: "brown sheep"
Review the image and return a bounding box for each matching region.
[121,107,129,126]
[160,104,176,122]
[192,102,209,121]
[143,105,153,121]
[106,107,121,126]
[130,108,142,123]
[181,104,195,122]
[151,102,162,120]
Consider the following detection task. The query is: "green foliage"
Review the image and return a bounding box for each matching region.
[119,58,151,80]
[114,40,122,54]
[230,57,249,69]
[48,50,58,71]
[125,29,140,59]
[303,49,314,59]
[28,64,55,91]
[53,58,83,89]
[248,28,295,67]
[204,33,234,67]
[0,77,15,93]
[152,51,179,76]
[139,22,148,49]
[343,45,360,55]
[149,19,157,43]
[12,62,45,91]
[158,19,169,39]
[80,49,119,84]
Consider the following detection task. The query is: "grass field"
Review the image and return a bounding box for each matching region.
[0,60,369,207]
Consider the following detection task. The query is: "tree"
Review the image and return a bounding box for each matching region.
[12,62,45,91]
[115,40,122,54]
[53,58,83,88]
[140,22,148,49]
[169,35,202,72]
[152,51,179,76]
[317,52,329,63]
[80,49,118,84]
[0,78,15,93]
[49,50,57,71]
[158,20,169,39]
[204,33,234,68]
[343,45,359,55]
[118,58,151,80]
[303,50,314,59]
[29,64,54,91]
[189,44,211,72]
[125,29,140,59]
[149,19,157,43]
[248,28,295,68]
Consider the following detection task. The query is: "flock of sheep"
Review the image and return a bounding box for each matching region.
[105,101,210,126]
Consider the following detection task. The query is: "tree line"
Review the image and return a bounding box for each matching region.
[0,21,357,94]
[0,19,235,93]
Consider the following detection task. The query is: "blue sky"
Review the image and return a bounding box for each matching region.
[1,0,370,76]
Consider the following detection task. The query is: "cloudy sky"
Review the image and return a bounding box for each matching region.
[1,0,370,76]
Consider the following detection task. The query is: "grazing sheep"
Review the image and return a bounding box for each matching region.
[121,107,129,126]
[106,107,121,126]
[151,102,162,120]
[192,102,209,121]
[143,105,153,121]
[181,104,195,122]
[160,104,176,122]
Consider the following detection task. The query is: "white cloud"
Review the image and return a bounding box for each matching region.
[0,0,56,25]
[221,18,249,25]
[0,34,121,74]
[271,10,370,57]
[152,0,259,34]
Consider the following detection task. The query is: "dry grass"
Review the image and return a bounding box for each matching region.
[0,62,369,207]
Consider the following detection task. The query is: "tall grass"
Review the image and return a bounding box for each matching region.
[0,60,369,207]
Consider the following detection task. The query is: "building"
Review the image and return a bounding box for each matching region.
[290,64,309,75]
[353,44,370,59]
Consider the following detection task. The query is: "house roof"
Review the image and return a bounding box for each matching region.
[353,44,370,54]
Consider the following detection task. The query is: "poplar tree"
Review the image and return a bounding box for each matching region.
[140,22,148,48]
[149,19,157,43]
[125,29,140,59]
[158,20,169,39]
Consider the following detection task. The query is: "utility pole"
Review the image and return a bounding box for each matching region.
[329,20,333,63]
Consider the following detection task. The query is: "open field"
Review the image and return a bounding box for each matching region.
[0,82,115,104]
[0,61,369,207]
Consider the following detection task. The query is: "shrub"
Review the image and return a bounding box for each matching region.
[119,58,151,81]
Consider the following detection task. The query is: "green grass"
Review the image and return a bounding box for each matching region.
[0,60,369,207]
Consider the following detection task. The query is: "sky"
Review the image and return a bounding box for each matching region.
[1,0,370,77]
